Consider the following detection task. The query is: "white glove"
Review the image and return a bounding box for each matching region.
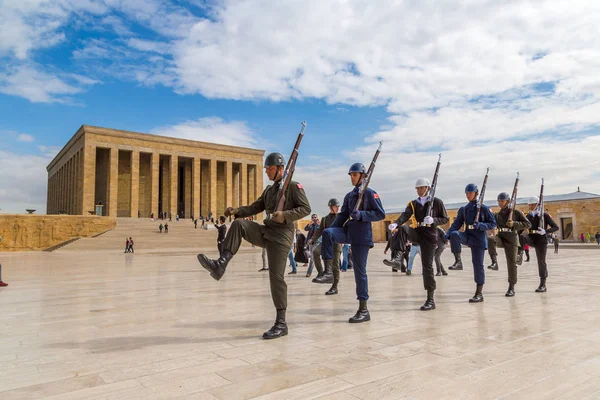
[537,228,546,235]
[423,216,434,225]
[388,223,398,231]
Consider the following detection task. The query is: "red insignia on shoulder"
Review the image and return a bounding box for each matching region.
[297,183,303,189]
[374,193,379,199]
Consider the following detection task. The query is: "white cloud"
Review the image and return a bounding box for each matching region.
[18,134,35,142]
[0,64,95,103]
[150,117,259,148]
[0,150,52,214]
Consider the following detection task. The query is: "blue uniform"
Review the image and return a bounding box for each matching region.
[322,187,385,300]
[446,200,496,284]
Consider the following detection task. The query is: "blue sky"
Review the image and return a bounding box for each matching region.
[1,1,600,215]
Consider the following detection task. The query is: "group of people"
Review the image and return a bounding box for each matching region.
[195,151,561,340]
[123,237,135,253]
[580,232,600,244]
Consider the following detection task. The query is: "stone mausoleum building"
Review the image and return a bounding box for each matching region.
[46,125,264,219]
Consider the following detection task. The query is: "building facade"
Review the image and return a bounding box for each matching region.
[46,125,264,219]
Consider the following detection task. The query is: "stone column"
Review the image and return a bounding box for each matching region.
[170,155,178,218]
[210,158,217,218]
[184,159,192,218]
[130,151,140,218]
[82,145,96,215]
[108,147,119,217]
[225,161,233,209]
[233,165,240,208]
[67,158,73,214]
[151,153,159,218]
[193,158,201,219]
[58,165,63,213]
[241,163,248,207]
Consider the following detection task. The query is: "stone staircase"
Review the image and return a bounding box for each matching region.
[55,217,253,254]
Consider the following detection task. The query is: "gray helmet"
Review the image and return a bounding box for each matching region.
[265,152,285,167]
[328,198,340,207]
[497,192,510,201]
[528,196,539,204]
[415,177,431,188]
[348,163,366,175]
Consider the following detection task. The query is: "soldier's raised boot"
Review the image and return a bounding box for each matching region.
[505,283,515,297]
[325,263,340,295]
[263,309,288,339]
[420,289,436,311]
[197,251,233,281]
[469,284,484,303]
[314,259,333,284]
[535,278,547,292]
[349,300,370,323]
[448,253,463,270]
[487,256,499,270]
[311,271,324,283]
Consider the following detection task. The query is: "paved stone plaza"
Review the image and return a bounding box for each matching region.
[1,222,600,399]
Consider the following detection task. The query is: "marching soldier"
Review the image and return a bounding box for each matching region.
[487,192,531,296]
[521,196,558,292]
[196,152,311,339]
[393,178,449,310]
[446,184,497,302]
[309,199,343,293]
[321,163,385,322]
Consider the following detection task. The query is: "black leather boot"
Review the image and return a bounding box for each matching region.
[435,267,442,276]
[505,283,515,297]
[325,264,340,295]
[487,257,498,270]
[469,284,484,303]
[314,260,333,284]
[311,271,323,283]
[263,309,288,339]
[441,266,448,276]
[197,251,233,281]
[535,278,547,292]
[420,289,436,311]
[449,253,463,270]
[349,300,370,323]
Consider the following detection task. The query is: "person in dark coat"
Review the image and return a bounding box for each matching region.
[446,183,497,303]
[321,162,386,322]
[294,230,308,264]
[435,227,448,276]
[215,216,227,258]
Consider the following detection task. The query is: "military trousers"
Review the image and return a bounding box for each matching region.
[223,219,291,310]
[322,227,370,300]
[488,233,519,285]
[448,231,486,285]
[521,234,548,279]
[400,225,436,291]
[434,245,445,273]
[312,242,342,275]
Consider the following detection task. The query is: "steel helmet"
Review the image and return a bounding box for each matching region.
[415,177,431,188]
[465,183,479,193]
[528,196,539,204]
[497,192,510,201]
[328,198,340,207]
[348,163,366,175]
[264,152,285,167]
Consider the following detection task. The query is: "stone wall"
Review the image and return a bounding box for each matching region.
[0,215,116,252]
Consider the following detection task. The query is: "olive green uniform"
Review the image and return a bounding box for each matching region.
[224,179,311,310]
[488,208,531,285]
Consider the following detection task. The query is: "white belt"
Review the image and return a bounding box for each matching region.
[498,228,513,232]
[418,222,433,227]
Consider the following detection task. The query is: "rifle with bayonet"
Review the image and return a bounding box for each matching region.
[538,178,545,230]
[344,141,383,225]
[474,167,490,225]
[507,172,520,222]
[275,121,306,212]
[425,153,442,223]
